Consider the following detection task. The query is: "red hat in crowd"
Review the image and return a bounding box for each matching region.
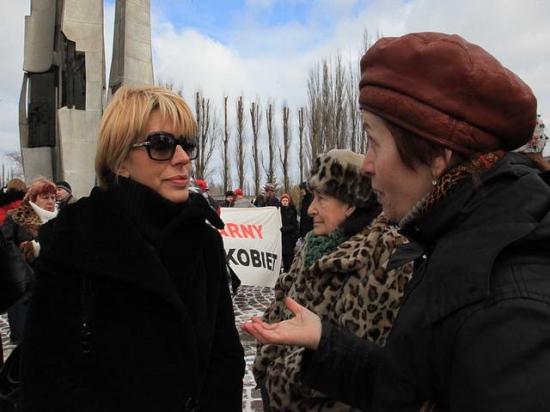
[195,179,207,192]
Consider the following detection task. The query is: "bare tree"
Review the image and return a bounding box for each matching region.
[222,96,231,192]
[235,95,247,190]
[279,105,291,192]
[2,151,24,185]
[155,78,184,97]
[345,59,361,153]
[307,65,322,162]
[250,100,262,195]
[297,107,307,184]
[263,102,276,185]
[194,91,219,180]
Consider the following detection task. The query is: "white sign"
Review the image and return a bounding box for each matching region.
[219,207,282,287]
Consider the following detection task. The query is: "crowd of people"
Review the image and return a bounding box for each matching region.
[0,30,548,411]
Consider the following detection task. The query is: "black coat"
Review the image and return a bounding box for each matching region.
[19,184,245,412]
[301,153,550,411]
[280,205,298,254]
[299,192,313,239]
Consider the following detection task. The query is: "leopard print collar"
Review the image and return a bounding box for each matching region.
[400,150,505,228]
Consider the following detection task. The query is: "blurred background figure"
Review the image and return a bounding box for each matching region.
[279,193,298,273]
[222,190,235,207]
[0,178,27,225]
[298,181,313,240]
[513,113,550,173]
[191,178,220,214]
[264,183,280,207]
[55,180,78,210]
[232,188,254,208]
[253,193,266,207]
[2,177,58,345]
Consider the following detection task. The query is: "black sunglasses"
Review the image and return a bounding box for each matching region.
[131,132,198,161]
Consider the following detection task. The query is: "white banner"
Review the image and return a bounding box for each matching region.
[219,207,282,287]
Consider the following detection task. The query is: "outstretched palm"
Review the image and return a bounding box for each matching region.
[241,297,322,350]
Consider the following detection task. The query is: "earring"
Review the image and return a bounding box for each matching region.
[431,178,438,186]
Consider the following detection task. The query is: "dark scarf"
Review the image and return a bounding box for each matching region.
[400,150,505,228]
[304,228,349,268]
[109,175,187,247]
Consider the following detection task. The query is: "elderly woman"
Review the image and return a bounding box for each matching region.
[2,177,57,345]
[19,86,245,411]
[253,149,413,411]
[243,32,550,411]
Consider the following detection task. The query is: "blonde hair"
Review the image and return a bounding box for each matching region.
[24,176,56,203]
[95,86,198,188]
[6,178,27,193]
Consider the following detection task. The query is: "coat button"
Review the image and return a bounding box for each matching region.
[185,397,199,412]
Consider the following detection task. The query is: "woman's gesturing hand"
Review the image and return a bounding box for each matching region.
[241,297,322,350]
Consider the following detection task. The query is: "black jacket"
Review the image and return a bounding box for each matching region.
[299,192,313,239]
[20,181,245,411]
[280,205,298,254]
[301,153,550,411]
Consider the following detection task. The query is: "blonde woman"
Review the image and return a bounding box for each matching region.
[20,86,245,411]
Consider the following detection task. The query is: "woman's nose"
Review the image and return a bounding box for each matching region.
[172,144,190,164]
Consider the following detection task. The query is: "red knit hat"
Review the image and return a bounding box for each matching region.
[359,32,537,154]
[234,188,243,196]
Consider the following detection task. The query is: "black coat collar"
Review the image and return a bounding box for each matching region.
[39,186,224,324]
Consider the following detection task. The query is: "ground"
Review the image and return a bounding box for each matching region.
[0,284,274,412]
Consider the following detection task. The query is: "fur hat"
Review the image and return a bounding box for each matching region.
[359,32,537,154]
[263,183,276,192]
[55,180,72,194]
[307,149,372,207]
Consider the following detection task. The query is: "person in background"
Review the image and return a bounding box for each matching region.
[298,181,313,240]
[20,86,244,411]
[252,149,413,411]
[0,178,27,225]
[253,193,266,207]
[243,32,550,411]
[222,190,235,207]
[513,113,550,173]
[192,178,221,215]
[232,188,254,208]
[279,193,298,273]
[264,183,281,207]
[2,177,58,345]
[55,180,78,210]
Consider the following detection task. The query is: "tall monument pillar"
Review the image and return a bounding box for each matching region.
[19,0,155,197]
[19,0,105,197]
[109,0,154,96]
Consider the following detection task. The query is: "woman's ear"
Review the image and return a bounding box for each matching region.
[117,167,130,178]
[346,205,356,217]
[431,149,453,179]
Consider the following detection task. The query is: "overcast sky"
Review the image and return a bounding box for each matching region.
[1,0,549,160]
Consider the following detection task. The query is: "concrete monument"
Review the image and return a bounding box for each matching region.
[19,0,154,198]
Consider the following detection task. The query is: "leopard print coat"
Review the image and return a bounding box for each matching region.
[253,213,414,412]
[4,202,43,262]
